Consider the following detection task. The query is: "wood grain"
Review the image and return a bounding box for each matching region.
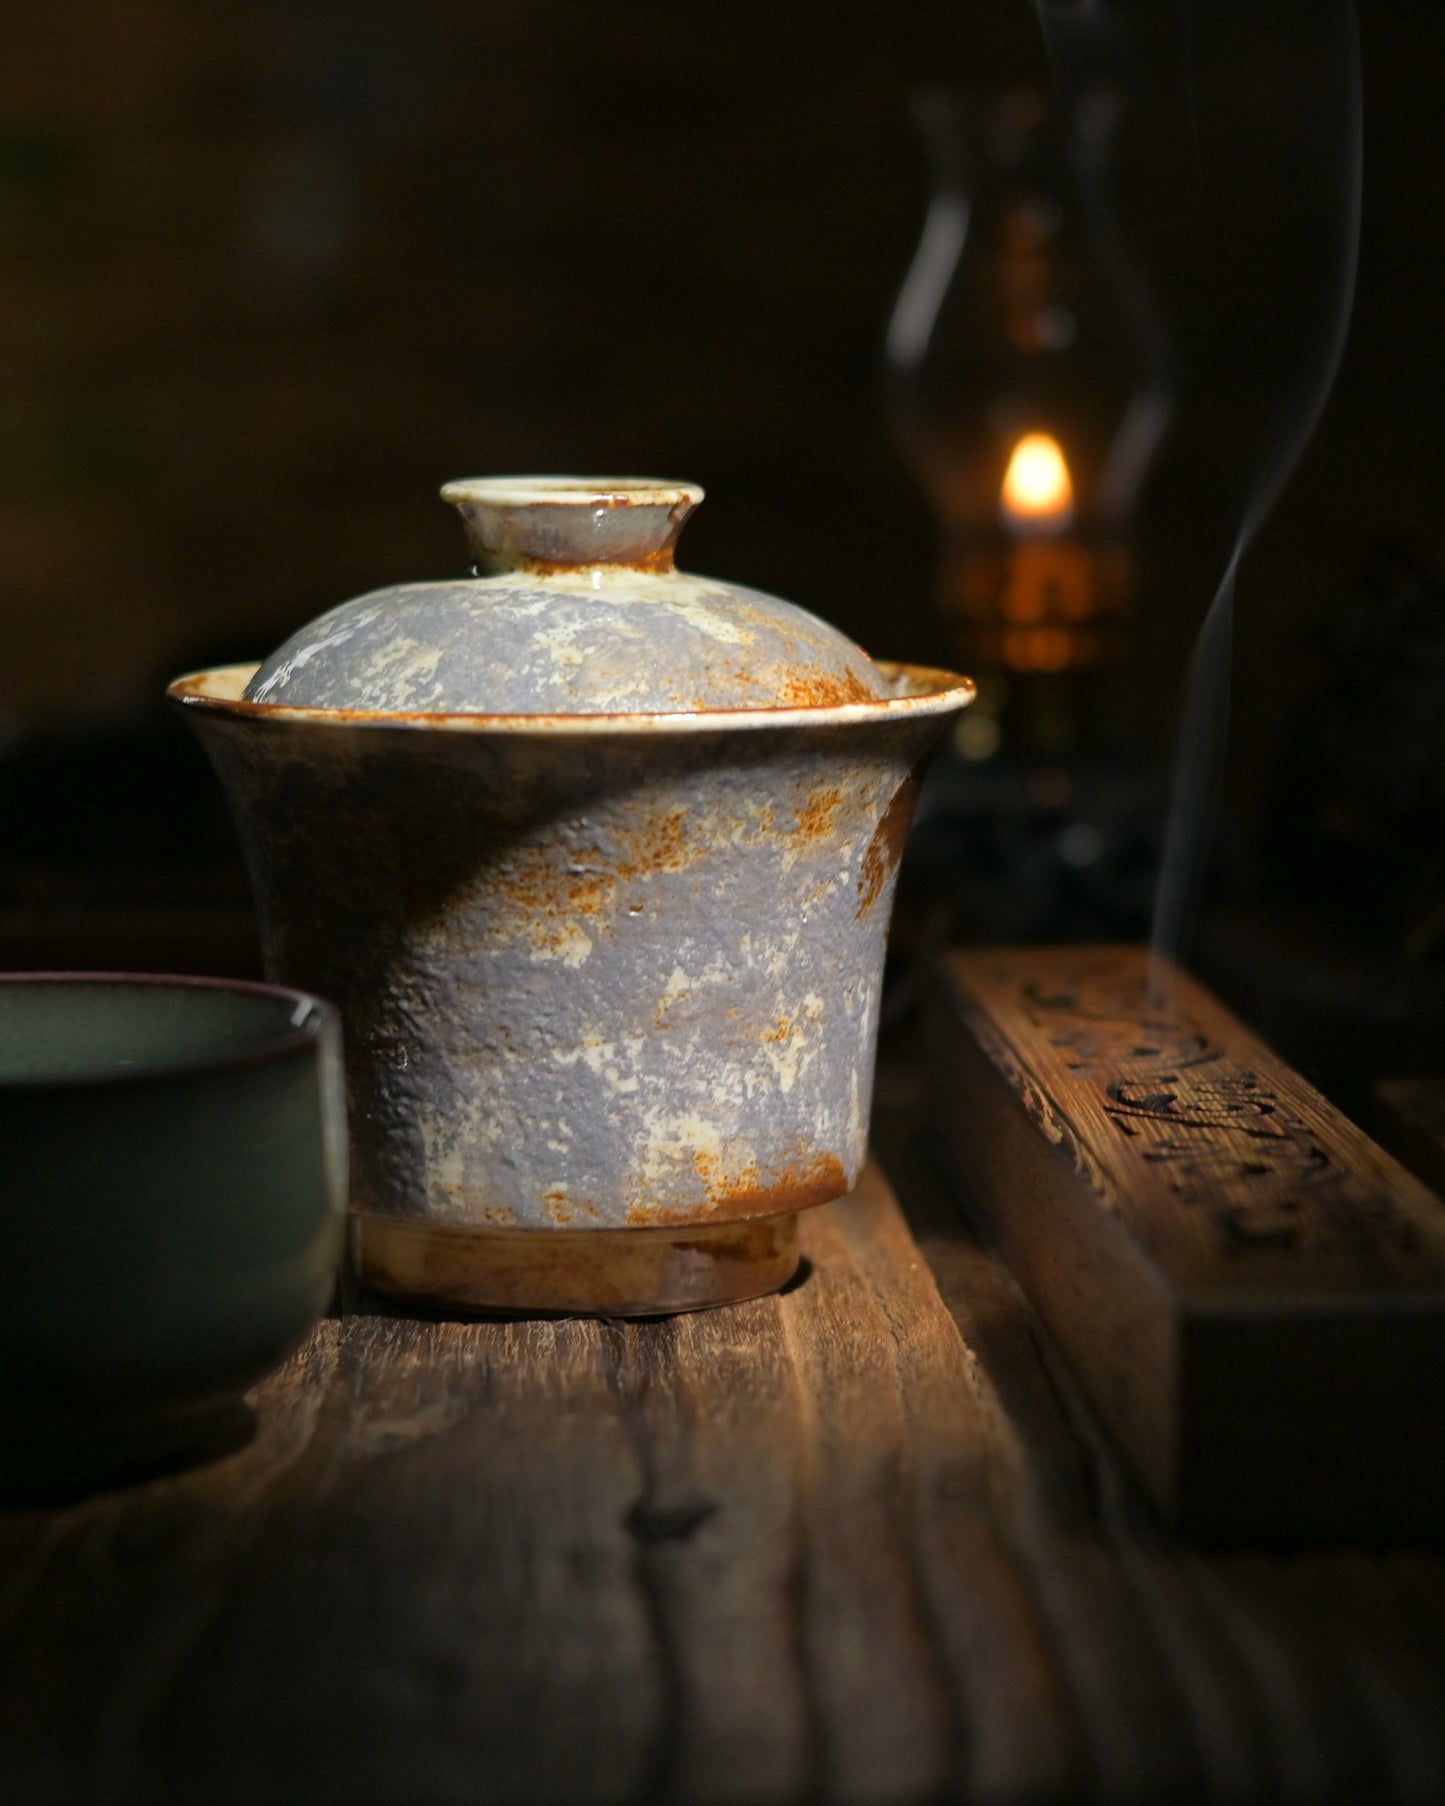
[3,1153,1445,1802]
[925,945,1445,1540]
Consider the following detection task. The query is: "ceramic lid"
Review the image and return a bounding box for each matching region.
[243,478,893,715]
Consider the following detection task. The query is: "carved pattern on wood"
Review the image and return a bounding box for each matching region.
[1013,955,1421,1264]
[934,945,1445,1536]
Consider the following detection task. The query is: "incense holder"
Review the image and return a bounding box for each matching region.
[170,478,974,1314]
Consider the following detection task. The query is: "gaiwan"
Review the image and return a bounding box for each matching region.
[169,478,974,1313]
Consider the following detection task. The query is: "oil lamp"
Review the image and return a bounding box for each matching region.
[887,85,1172,751]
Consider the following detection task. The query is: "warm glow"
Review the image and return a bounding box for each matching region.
[1001,433,1074,533]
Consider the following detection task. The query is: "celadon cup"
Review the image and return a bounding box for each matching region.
[0,973,346,1500]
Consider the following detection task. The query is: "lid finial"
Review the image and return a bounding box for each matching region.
[441,477,704,575]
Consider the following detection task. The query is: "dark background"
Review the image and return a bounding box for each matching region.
[4,0,1445,1080]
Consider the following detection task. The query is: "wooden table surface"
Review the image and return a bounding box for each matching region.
[4,1103,1445,1805]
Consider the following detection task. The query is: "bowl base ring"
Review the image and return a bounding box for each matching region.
[350,1209,802,1317]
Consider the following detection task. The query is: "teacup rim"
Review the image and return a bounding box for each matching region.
[0,971,340,1093]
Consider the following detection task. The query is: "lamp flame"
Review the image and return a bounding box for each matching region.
[1001,432,1074,534]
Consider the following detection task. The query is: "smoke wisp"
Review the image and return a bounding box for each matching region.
[1037,0,1362,1010]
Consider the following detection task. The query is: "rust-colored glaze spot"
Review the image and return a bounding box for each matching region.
[857,768,924,919]
[615,807,697,880]
[543,1192,604,1228]
[496,842,619,928]
[517,547,676,577]
[564,873,613,918]
[774,669,882,709]
[430,1189,517,1227]
[654,983,690,1029]
[626,1151,849,1226]
[795,786,844,842]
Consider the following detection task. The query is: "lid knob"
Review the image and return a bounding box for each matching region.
[441,477,704,575]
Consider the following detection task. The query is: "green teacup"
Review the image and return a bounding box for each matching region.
[0,973,346,1500]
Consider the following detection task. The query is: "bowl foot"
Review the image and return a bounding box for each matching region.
[350,1210,801,1317]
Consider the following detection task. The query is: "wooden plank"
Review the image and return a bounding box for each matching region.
[4,1156,1445,1801]
[0,1314,666,1805]
[0,1169,1020,1806]
[924,944,1445,1541]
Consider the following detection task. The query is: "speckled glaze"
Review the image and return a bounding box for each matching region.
[246,479,893,716]
[172,478,975,1314]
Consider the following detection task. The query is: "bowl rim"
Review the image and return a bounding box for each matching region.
[166,660,976,734]
[0,971,340,1094]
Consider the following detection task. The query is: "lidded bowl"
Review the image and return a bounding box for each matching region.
[170,477,974,1314]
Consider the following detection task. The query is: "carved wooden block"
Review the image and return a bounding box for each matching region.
[926,945,1445,1540]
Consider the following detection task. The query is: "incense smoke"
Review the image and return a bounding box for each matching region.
[1038,0,1363,1010]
